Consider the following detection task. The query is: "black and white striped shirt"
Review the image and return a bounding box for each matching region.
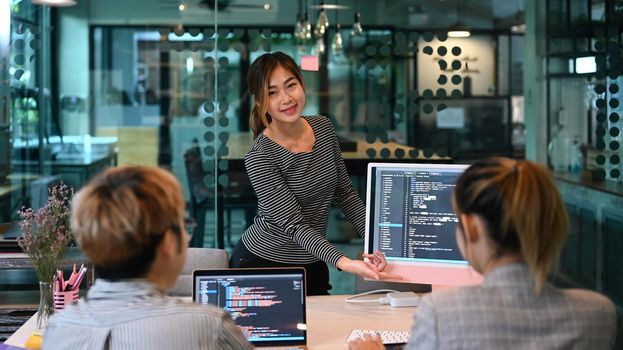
[43,280,252,350]
[241,116,366,267]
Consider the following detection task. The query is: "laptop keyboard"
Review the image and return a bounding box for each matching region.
[346,329,411,345]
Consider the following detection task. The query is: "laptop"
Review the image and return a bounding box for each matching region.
[192,267,308,349]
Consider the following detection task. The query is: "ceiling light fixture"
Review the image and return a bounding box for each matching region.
[447,0,471,38]
[351,0,362,36]
[510,0,525,33]
[314,1,329,38]
[294,0,304,41]
[331,0,343,54]
[295,0,312,42]
[32,0,76,6]
[448,23,471,38]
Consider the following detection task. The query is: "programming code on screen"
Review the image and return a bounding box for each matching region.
[372,169,465,263]
[196,275,305,342]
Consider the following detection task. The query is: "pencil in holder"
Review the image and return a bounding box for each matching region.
[53,289,79,311]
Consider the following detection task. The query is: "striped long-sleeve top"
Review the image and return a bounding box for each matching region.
[241,116,366,267]
[42,280,253,350]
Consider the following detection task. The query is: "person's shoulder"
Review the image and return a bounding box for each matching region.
[426,284,481,303]
[306,115,336,138]
[306,115,332,128]
[417,285,487,315]
[164,296,229,318]
[562,288,616,314]
[558,288,617,344]
[50,296,229,326]
[246,136,271,161]
[46,299,93,326]
[129,297,232,327]
[247,133,266,153]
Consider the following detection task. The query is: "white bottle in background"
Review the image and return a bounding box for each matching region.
[549,125,570,172]
[569,135,582,173]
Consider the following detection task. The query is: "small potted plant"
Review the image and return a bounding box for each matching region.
[17,183,73,329]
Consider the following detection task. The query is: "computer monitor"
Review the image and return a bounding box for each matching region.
[364,162,483,287]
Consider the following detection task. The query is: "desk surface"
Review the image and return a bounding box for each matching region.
[4,294,416,349]
[306,294,415,349]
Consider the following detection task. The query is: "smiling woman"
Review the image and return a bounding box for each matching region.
[229,51,398,295]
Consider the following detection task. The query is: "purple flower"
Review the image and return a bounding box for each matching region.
[18,183,74,283]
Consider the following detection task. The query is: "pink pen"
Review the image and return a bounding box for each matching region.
[54,271,60,292]
[59,269,66,292]
[71,266,88,291]
[68,267,79,287]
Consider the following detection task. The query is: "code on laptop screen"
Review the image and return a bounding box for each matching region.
[195,273,305,343]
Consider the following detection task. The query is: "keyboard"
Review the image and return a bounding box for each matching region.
[346,329,411,345]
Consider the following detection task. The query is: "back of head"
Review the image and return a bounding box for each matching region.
[71,166,185,280]
[247,51,305,138]
[453,157,569,292]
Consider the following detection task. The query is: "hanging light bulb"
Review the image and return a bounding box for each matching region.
[294,13,303,41]
[351,0,362,36]
[351,12,363,36]
[294,0,304,42]
[315,2,329,38]
[316,36,326,54]
[303,12,312,41]
[332,24,343,55]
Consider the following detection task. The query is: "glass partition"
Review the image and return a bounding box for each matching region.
[88,21,517,248]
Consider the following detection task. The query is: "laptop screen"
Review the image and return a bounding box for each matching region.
[192,268,307,347]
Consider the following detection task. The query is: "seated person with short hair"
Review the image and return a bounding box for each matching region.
[43,166,252,350]
[349,158,617,350]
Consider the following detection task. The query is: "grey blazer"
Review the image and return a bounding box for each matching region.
[406,263,616,350]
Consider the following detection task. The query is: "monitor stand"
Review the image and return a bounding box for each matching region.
[431,285,454,292]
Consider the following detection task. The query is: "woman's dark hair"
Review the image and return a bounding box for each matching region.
[452,157,568,292]
[247,51,306,138]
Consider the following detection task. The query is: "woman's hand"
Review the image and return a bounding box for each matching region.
[362,250,387,271]
[336,256,402,281]
[348,333,386,350]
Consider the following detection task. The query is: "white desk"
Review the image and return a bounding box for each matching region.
[306,295,415,349]
[4,295,417,349]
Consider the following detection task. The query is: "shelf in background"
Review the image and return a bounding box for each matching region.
[554,171,623,197]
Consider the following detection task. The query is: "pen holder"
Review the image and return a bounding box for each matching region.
[53,289,79,311]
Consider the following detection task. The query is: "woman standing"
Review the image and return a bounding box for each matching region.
[230,52,393,295]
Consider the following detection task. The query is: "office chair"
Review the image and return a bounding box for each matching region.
[183,145,257,248]
[168,248,229,296]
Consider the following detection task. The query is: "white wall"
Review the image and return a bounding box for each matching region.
[58,1,90,136]
[417,36,496,97]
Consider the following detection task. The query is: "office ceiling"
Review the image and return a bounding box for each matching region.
[87,0,525,29]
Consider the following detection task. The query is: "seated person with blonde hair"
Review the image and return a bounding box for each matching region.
[43,166,252,350]
[350,158,616,350]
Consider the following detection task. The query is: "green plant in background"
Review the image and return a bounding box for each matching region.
[13,96,38,139]
[10,0,23,13]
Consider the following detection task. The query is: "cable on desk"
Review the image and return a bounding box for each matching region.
[344,289,399,304]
